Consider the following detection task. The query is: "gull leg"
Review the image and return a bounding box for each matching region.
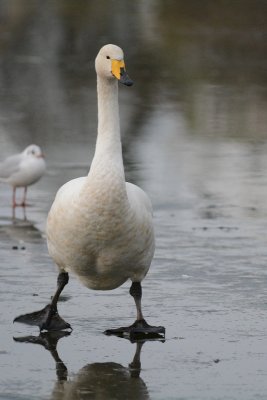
[14,272,72,331]
[21,186,27,207]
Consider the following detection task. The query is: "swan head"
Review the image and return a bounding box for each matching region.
[95,44,133,86]
[23,144,45,159]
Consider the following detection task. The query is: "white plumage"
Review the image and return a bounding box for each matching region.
[47,44,154,291]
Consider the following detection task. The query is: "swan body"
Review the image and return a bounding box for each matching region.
[0,144,46,206]
[47,177,154,290]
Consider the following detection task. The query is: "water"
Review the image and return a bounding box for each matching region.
[0,1,267,399]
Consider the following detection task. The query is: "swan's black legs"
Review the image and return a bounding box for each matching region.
[15,276,165,337]
[130,282,144,321]
[104,281,165,339]
[14,272,71,332]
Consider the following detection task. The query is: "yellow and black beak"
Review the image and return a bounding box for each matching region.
[111,59,133,86]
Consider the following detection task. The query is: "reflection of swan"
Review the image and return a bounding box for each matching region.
[14,332,151,400]
[14,331,69,382]
[0,144,46,207]
[52,359,149,400]
[14,44,165,338]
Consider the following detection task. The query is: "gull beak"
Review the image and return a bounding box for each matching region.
[111,59,133,86]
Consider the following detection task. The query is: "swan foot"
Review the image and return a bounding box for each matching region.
[14,304,72,332]
[104,318,165,340]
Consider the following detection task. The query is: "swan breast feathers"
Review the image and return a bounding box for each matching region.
[46,177,154,289]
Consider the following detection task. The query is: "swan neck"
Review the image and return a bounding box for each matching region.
[97,77,120,143]
[89,76,124,182]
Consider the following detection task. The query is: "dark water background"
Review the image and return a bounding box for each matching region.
[0,1,267,399]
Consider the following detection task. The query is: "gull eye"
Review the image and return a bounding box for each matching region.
[31,150,35,155]
[106,56,110,59]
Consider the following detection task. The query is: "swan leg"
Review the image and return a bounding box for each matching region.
[104,282,165,339]
[14,272,72,332]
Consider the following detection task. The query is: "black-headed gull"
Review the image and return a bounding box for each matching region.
[14,45,165,339]
[0,144,46,207]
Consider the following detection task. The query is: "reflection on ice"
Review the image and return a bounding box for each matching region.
[14,331,70,381]
[0,215,43,243]
[14,332,156,400]
[52,360,149,400]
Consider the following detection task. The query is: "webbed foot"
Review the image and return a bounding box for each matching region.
[14,304,72,332]
[104,319,165,341]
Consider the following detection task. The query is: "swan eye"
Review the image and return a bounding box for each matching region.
[106,56,110,59]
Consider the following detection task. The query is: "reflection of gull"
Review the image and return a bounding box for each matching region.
[14,45,165,338]
[14,332,150,400]
[0,144,46,207]
[0,216,43,243]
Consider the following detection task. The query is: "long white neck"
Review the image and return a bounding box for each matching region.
[89,76,124,179]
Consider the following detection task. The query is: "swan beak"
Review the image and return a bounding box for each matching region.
[112,59,133,86]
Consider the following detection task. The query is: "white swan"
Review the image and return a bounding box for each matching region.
[0,144,46,207]
[15,45,164,337]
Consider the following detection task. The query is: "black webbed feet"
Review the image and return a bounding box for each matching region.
[14,304,72,332]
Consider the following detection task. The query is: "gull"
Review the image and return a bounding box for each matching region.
[0,144,46,207]
[14,45,165,338]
